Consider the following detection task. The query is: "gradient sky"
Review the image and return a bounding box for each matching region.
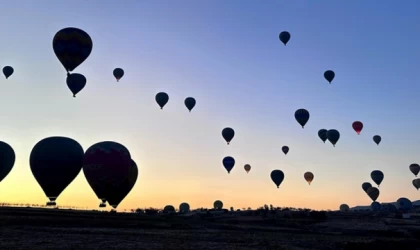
[0,0,420,211]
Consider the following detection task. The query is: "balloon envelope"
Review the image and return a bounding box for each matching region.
[66,73,86,97]
[179,202,190,213]
[294,109,310,128]
[318,129,328,143]
[2,66,14,79]
[164,205,175,213]
[222,156,235,173]
[52,27,93,73]
[366,187,380,201]
[371,170,384,187]
[113,68,124,81]
[352,121,363,135]
[339,204,349,212]
[282,146,289,155]
[270,170,284,188]
[0,141,16,183]
[412,179,419,190]
[184,97,196,112]
[106,159,138,209]
[371,201,381,211]
[409,164,420,177]
[396,197,413,212]
[327,129,340,146]
[279,31,290,45]
[304,172,314,185]
[83,141,132,203]
[244,164,251,173]
[214,200,223,209]
[155,92,169,109]
[362,182,372,193]
[373,135,381,145]
[30,137,84,202]
[324,70,335,83]
[222,127,235,145]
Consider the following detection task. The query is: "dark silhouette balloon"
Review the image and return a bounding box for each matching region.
[279,31,291,45]
[30,137,84,204]
[339,204,349,212]
[113,68,124,82]
[295,109,310,128]
[0,141,16,183]
[409,164,420,177]
[270,170,284,188]
[214,200,223,209]
[184,97,196,112]
[371,170,384,187]
[52,27,93,73]
[371,201,381,211]
[179,202,190,213]
[83,141,132,207]
[155,92,169,109]
[366,187,379,202]
[327,129,340,147]
[244,164,251,173]
[222,156,235,174]
[66,73,86,97]
[282,146,289,155]
[222,127,235,145]
[2,66,14,79]
[412,179,419,190]
[318,129,328,143]
[106,159,138,209]
[324,70,335,83]
[362,182,372,193]
[396,197,413,212]
[352,121,363,135]
[373,135,381,145]
[304,172,314,185]
[163,205,175,213]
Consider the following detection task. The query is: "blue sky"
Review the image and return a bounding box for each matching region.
[0,0,419,210]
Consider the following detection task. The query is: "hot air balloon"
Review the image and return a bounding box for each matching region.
[214,200,223,209]
[222,127,235,145]
[324,70,335,83]
[270,170,284,188]
[366,187,379,202]
[295,109,310,128]
[179,202,190,213]
[412,179,419,190]
[327,129,340,146]
[362,182,372,193]
[52,27,93,74]
[106,159,138,209]
[371,170,384,187]
[352,121,363,135]
[155,92,169,109]
[30,137,84,206]
[371,201,381,211]
[66,73,86,97]
[163,205,176,214]
[83,141,132,208]
[279,31,290,45]
[282,146,289,155]
[184,97,196,112]
[244,164,251,173]
[396,198,413,212]
[373,135,381,145]
[304,172,314,185]
[339,204,349,212]
[2,66,14,79]
[113,68,124,82]
[318,129,328,143]
[409,164,420,177]
[0,141,16,183]
[223,156,235,174]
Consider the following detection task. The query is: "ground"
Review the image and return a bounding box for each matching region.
[1,207,419,249]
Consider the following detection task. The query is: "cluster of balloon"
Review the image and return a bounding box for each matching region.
[220,127,238,173]
[52,27,93,97]
[361,170,384,203]
[317,129,340,147]
[155,92,196,112]
[409,164,420,190]
[83,141,137,209]
[2,66,14,79]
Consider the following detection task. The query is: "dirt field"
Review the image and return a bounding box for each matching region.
[1,207,420,250]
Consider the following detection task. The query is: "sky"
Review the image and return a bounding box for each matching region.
[0,0,420,211]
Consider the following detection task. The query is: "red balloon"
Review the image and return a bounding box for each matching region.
[352,121,363,135]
